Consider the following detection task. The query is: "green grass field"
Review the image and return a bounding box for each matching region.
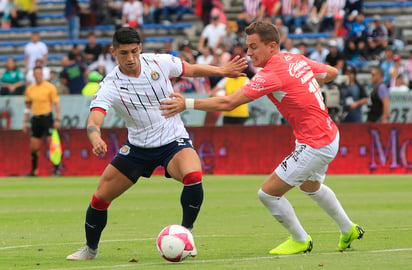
[0,175,411,270]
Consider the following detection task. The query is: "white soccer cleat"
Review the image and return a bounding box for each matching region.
[66,246,98,261]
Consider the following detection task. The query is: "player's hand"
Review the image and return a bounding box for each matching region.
[221,55,248,78]
[160,93,186,118]
[91,138,107,156]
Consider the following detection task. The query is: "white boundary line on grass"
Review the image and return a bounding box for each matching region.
[44,247,412,270]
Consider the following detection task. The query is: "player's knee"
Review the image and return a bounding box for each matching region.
[90,193,111,210]
[258,188,279,204]
[182,171,202,186]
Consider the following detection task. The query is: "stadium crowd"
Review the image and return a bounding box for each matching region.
[0,0,411,124]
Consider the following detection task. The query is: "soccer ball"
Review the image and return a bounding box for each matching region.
[156,224,197,262]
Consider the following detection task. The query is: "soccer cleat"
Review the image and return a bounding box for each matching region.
[338,223,365,251]
[66,246,98,261]
[269,235,313,255]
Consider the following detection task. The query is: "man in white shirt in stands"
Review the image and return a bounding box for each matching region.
[24,32,48,74]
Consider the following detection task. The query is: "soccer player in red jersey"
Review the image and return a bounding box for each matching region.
[161,21,364,255]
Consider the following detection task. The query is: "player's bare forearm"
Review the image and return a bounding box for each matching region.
[184,56,248,78]
[161,91,252,118]
[87,110,107,155]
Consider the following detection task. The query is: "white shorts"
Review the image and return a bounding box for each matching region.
[274,131,340,187]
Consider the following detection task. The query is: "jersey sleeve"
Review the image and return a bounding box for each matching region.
[242,70,282,100]
[305,57,328,79]
[89,82,112,114]
[156,53,184,78]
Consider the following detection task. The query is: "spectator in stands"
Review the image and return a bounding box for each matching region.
[344,0,362,17]
[209,43,231,87]
[60,52,86,94]
[49,69,69,95]
[89,0,106,24]
[279,0,295,31]
[194,0,213,26]
[161,0,192,24]
[24,32,48,74]
[309,41,329,63]
[179,39,199,64]
[11,0,37,27]
[1,0,15,29]
[196,46,213,65]
[332,11,347,48]
[68,44,85,63]
[298,42,309,57]
[64,0,82,41]
[281,38,299,54]
[0,57,25,95]
[389,74,409,93]
[107,0,124,21]
[384,19,404,51]
[82,71,103,96]
[210,75,250,125]
[197,10,226,52]
[236,0,260,32]
[26,58,51,85]
[404,50,412,89]
[221,21,239,52]
[307,0,327,32]
[367,15,388,60]
[320,0,345,32]
[96,43,117,76]
[325,39,344,74]
[83,32,102,66]
[122,0,144,26]
[257,0,281,22]
[380,47,394,86]
[273,17,288,48]
[161,40,179,56]
[367,66,390,123]
[209,0,226,25]
[346,11,368,60]
[293,0,312,34]
[389,54,407,89]
[340,65,367,122]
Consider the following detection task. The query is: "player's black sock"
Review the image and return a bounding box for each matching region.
[31,151,38,173]
[85,204,107,250]
[180,183,204,229]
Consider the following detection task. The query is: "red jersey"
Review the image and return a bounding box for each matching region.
[242,53,338,148]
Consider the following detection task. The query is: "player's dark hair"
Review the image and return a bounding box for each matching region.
[33,65,42,72]
[245,21,280,45]
[112,27,141,48]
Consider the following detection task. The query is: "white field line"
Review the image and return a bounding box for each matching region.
[42,247,412,270]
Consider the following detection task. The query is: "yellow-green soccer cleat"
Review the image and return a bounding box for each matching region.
[269,235,313,255]
[338,223,365,251]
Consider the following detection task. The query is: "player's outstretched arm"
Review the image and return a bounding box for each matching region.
[161,90,252,118]
[183,55,248,78]
[87,110,107,156]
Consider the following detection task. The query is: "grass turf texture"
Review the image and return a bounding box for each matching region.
[0,175,411,270]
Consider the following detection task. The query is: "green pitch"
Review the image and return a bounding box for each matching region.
[0,175,411,270]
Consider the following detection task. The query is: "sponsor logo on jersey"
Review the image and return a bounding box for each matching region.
[151,71,160,80]
[250,74,265,91]
[119,145,130,155]
[288,60,310,79]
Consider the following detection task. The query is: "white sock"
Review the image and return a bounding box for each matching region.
[304,184,352,233]
[258,188,308,242]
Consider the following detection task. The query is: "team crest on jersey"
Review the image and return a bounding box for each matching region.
[119,145,130,155]
[151,71,160,80]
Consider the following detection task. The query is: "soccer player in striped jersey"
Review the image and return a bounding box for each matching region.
[161,21,364,255]
[66,27,248,261]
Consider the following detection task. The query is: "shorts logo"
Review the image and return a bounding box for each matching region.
[151,71,160,80]
[280,145,306,171]
[119,145,130,155]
